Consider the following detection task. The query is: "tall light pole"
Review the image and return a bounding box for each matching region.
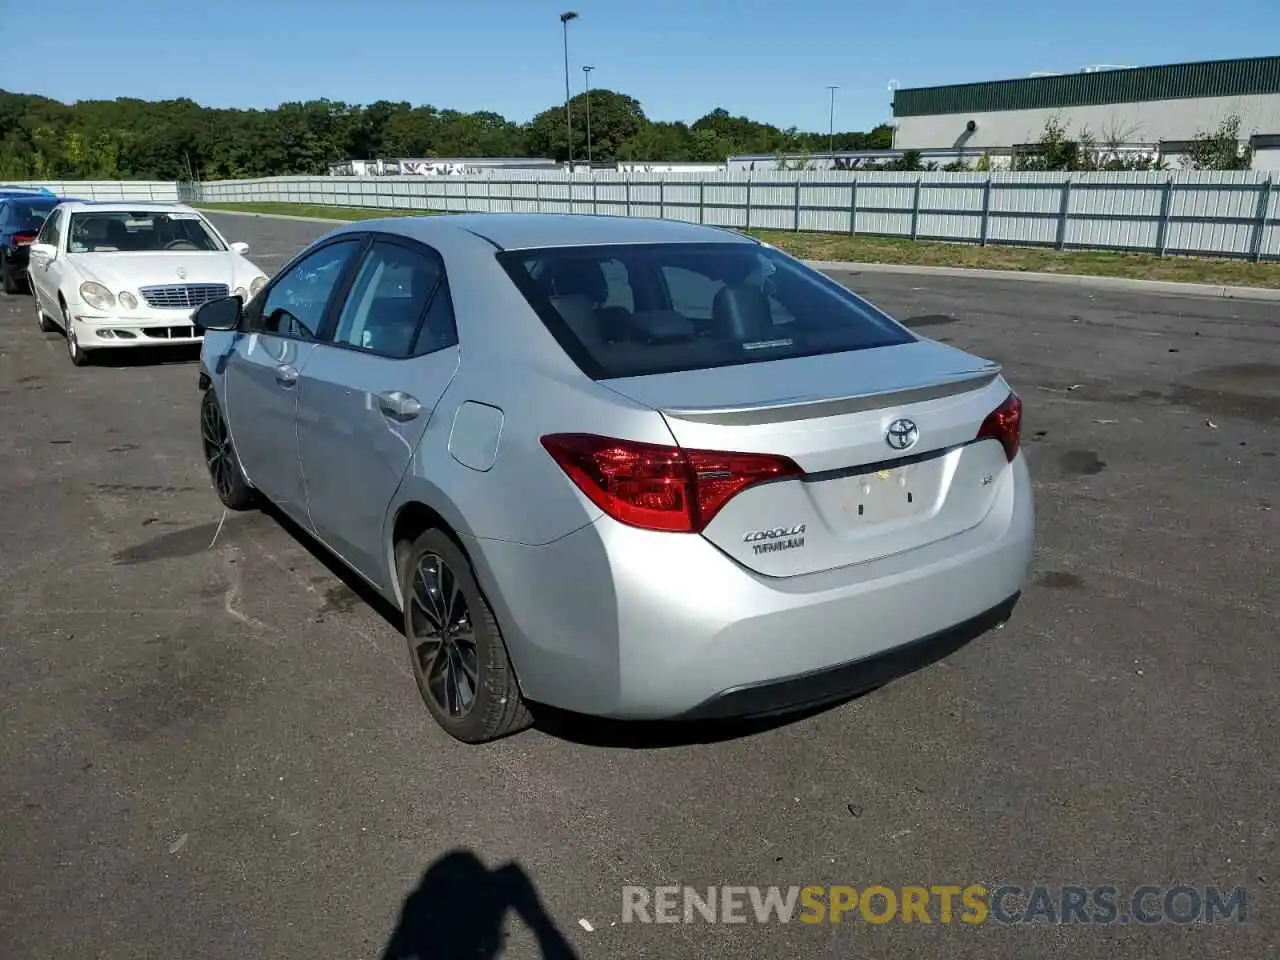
[560,11,578,169]
[826,85,839,155]
[582,65,595,164]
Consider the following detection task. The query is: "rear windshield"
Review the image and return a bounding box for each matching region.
[9,200,56,232]
[497,242,914,379]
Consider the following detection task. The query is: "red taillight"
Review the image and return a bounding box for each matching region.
[13,232,37,246]
[977,392,1022,461]
[540,433,803,533]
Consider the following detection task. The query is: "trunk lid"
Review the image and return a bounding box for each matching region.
[601,341,1016,577]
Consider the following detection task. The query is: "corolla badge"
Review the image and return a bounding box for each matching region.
[885,418,919,451]
[743,524,806,555]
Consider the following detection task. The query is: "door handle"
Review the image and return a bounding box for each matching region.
[376,390,422,422]
[274,363,298,387]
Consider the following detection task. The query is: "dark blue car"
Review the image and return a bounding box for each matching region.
[0,190,80,294]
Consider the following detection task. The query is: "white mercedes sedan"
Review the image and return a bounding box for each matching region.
[27,201,268,366]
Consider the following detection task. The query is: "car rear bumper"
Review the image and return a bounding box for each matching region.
[68,313,204,348]
[468,454,1035,720]
[676,591,1019,720]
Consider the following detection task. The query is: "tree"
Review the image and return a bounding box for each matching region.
[0,86,900,177]
[1013,116,1098,171]
[526,89,647,163]
[1185,115,1253,171]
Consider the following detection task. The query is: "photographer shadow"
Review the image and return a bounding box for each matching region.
[381,849,580,960]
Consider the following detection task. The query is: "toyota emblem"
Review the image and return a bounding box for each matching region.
[885,418,919,451]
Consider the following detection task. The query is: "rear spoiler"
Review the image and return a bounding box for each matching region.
[659,366,1001,426]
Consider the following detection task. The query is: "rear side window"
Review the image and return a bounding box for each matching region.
[497,242,914,379]
[11,201,55,232]
[330,240,451,358]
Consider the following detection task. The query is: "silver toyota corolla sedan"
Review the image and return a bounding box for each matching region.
[195,214,1034,743]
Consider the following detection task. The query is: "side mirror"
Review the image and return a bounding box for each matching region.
[194,295,243,332]
[229,241,250,255]
[28,242,56,261]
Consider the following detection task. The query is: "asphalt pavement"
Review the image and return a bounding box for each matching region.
[0,213,1276,960]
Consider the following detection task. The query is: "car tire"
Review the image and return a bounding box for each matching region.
[35,298,57,333]
[63,306,91,367]
[399,529,532,743]
[200,389,257,511]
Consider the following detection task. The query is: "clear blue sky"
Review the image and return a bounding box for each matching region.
[7,0,1278,132]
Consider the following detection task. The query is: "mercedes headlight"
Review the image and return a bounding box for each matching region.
[234,287,248,301]
[79,281,116,311]
[118,291,139,311]
[249,275,267,296]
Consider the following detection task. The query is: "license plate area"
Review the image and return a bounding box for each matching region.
[827,459,943,526]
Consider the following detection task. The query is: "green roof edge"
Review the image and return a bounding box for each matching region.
[892,56,1280,117]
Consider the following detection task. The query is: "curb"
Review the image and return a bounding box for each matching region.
[204,209,350,225]
[802,260,1280,302]
[203,209,1280,303]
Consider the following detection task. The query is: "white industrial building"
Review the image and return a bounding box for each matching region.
[891,56,1280,170]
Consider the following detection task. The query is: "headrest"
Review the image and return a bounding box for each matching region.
[711,283,776,340]
[546,259,607,304]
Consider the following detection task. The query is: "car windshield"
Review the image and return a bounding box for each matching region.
[66,210,223,253]
[497,241,915,379]
[10,200,56,232]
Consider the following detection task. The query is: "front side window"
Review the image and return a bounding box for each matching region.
[329,240,452,358]
[498,242,914,379]
[36,208,62,248]
[66,210,224,253]
[252,239,362,339]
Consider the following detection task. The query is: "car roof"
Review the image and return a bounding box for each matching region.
[58,200,195,214]
[1,192,62,204]
[344,213,758,252]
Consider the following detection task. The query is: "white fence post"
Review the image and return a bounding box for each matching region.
[1056,177,1073,250]
[1250,177,1273,262]
[980,177,992,246]
[910,177,922,239]
[1156,177,1174,256]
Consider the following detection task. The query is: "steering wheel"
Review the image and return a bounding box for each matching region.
[165,239,199,250]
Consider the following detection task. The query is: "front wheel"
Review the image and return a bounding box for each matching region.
[64,310,91,367]
[35,296,56,333]
[200,389,257,510]
[399,529,532,743]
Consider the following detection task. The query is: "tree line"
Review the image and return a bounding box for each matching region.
[0,88,894,181]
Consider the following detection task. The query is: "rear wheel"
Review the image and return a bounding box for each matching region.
[200,389,257,510]
[399,529,531,743]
